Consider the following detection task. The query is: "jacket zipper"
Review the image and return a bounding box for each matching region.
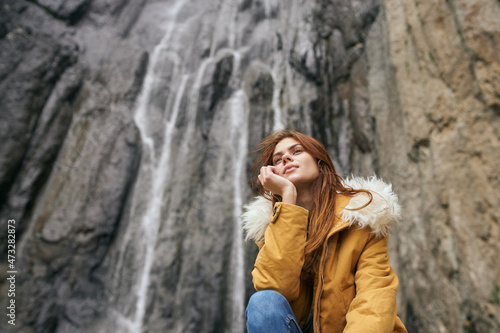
[315,242,329,333]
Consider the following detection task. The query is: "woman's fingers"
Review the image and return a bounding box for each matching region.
[258,166,294,197]
[258,166,273,187]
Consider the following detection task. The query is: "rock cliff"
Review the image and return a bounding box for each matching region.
[369,1,500,331]
[0,0,498,332]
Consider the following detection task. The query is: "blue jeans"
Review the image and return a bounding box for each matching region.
[245,290,303,333]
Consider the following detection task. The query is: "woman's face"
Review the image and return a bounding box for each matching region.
[271,137,320,190]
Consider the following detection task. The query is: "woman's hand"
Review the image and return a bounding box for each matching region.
[258,166,297,205]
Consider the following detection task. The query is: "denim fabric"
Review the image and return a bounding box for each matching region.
[245,290,303,333]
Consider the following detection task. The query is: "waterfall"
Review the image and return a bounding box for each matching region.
[133,73,189,331]
[106,1,188,331]
[181,57,214,153]
[271,69,285,131]
[134,0,186,163]
[222,47,248,332]
[104,1,253,331]
[227,89,248,332]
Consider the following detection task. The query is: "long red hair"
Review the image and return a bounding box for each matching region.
[252,130,372,276]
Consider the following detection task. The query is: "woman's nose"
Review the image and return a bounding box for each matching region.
[282,153,292,163]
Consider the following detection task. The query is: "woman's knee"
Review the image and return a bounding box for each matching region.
[246,290,289,319]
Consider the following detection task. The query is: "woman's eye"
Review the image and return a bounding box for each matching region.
[274,158,282,164]
[294,149,302,154]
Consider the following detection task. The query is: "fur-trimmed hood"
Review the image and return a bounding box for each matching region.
[241,176,402,243]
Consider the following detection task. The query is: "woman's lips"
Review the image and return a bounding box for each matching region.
[284,165,298,174]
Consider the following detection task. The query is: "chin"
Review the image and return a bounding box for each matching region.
[286,175,302,184]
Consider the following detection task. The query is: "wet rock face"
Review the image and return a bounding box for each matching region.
[0,0,499,332]
[0,0,144,332]
[33,0,92,24]
[0,1,82,250]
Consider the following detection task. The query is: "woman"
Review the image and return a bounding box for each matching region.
[242,130,407,333]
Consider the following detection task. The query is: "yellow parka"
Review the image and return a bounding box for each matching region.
[242,176,407,333]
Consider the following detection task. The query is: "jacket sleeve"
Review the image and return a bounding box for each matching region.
[251,202,309,302]
[344,234,401,333]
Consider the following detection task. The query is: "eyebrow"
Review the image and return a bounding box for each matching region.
[273,143,301,159]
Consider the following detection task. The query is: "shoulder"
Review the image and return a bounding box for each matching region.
[241,176,403,243]
[241,196,309,244]
[340,176,402,238]
[241,196,273,244]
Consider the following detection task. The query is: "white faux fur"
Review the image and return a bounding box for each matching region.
[241,176,402,242]
[341,176,402,237]
[241,196,273,243]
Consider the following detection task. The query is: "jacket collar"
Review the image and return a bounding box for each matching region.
[241,176,402,243]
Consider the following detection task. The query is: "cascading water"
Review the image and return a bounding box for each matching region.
[226,50,248,333]
[103,1,190,331]
[102,1,255,332]
[104,0,311,331]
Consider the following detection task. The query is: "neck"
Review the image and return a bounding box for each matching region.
[296,189,314,211]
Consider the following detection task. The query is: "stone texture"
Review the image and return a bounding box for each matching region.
[367,0,500,331]
[0,2,80,225]
[33,0,92,24]
[0,0,145,331]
